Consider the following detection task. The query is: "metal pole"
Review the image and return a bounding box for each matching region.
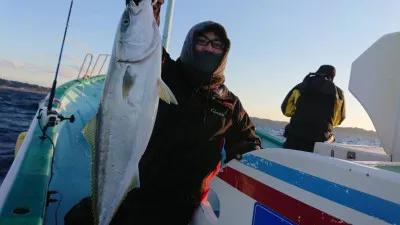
[162,0,175,51]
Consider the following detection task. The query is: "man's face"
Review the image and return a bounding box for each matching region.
[194,32,225,55]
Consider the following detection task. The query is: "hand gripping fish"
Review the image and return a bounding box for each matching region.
[82,0,178,224]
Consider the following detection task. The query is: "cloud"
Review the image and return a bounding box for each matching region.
[22,62,53,75]
[53,37,92,54]
[60,66,79,78]
[0,51,102,82]
[69,38,92,53]
[0,59,25,69]
[65,55,83,65]
[39,66,80,79]
[0,56,79,78]
[63,54,87,77]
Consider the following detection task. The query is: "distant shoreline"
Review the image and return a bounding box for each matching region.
[0,78,375,136]
[0,86,50,94]
[250,117,377,139]
[0,78,50,94]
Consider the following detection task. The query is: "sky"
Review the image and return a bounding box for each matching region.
[1,0,400,131]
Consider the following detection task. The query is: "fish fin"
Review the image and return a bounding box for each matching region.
[127,171,140,192]
[122,67,136,100]
[157,78,178,105]
[82,114,97,151]
[82,113,99,223]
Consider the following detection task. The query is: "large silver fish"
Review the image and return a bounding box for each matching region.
[82,0,178,224]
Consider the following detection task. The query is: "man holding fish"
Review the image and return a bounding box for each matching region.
[65,0,261,224]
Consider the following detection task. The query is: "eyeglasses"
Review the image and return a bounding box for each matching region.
[195,36,225,50]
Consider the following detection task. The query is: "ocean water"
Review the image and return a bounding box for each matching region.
[257,126,383,148]
[0,89,46,185]
[0,89,383,186]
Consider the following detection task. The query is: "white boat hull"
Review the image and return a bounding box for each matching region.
[191,148,400,225]
[314,141,391,161]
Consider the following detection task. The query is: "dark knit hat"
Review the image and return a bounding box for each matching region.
[316,65,336,80]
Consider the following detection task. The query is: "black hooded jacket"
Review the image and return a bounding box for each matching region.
[138,21,261,201]
[63,21,261,225]
[281,73,346,142]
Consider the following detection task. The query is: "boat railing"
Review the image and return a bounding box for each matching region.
[77,53,111,79]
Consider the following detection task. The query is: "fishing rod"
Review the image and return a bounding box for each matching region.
[38,0,75,139]
[36,2,76,223]
[48,0,73,112]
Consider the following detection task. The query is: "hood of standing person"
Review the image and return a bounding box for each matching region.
[179,21,231,88]
[316,64,336,81]
[300,73,337,96]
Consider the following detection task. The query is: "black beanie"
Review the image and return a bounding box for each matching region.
[316,65,336,80]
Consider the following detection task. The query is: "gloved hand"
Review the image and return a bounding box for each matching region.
[224,141,261,164]
[152,0,164,26]
[128,0,164,27]
[325,134,335,143]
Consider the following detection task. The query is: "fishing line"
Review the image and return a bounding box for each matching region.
[37,118,61,225]
[37,120,56,185]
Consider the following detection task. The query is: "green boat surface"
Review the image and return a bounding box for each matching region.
[0,75,105,225]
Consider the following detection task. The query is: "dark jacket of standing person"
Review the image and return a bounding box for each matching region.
[281,65,346,152]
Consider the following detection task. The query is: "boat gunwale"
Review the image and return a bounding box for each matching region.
[0,75,105,225]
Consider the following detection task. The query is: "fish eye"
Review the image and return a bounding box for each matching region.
[121,8,130,27]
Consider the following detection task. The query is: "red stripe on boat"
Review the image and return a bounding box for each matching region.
[217,166,350,225]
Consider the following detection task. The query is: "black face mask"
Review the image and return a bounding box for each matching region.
[183,51,223,88]
[193,51,222,73]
